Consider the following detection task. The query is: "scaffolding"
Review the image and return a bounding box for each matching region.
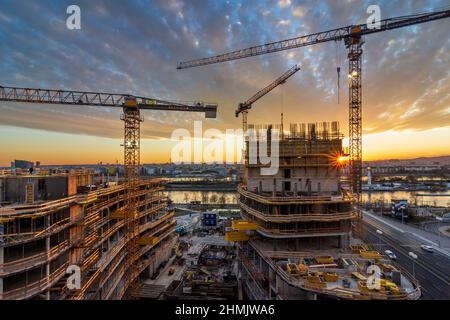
[0,178,175,300]
[247,121,343,141]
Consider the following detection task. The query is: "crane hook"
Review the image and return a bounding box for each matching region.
[337,66,341,104]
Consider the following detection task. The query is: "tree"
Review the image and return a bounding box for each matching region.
[201,192,209,204]
[210,194,218,204]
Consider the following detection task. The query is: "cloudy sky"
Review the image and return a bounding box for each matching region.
[0,0,449,165]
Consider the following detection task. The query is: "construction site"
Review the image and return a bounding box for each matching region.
[233,122,420,299]
[0,4,449,302]
[0,170,177,299]
[0,87,218,300]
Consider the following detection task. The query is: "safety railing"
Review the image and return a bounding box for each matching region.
[2,214,82,245]
[240,202,356,222]
[0,240,71,276]
[0,262,68,300]
[238,185,350,204]
[247,240,421,300]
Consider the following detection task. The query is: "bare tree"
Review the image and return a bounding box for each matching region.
[201,192,209,204]
[210,194,218,204]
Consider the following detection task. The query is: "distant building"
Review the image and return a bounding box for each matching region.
[391,199,408,220]
[363,164,442,175]
[12,160,34,170]
[0,169,95,204]
[142,166,158,175]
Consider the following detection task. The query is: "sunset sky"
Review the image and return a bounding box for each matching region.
[0,0,449,166]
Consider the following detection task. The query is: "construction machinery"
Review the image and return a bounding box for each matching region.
[236,64,300,132]
[0,85,218,296]
[224,220,258,243]
[177,8,450,236]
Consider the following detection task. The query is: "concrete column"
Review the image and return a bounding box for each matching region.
[275,274,281,298]
[259,255,262,272]
[0,245,4,294]
[45,215,51,300]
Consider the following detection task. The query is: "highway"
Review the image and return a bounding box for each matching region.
[362,213,450,300]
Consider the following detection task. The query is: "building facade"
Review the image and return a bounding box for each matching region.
[0,171,175,300]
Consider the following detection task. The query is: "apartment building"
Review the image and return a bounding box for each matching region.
[0,170,175,300]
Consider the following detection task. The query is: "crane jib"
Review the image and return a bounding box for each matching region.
[176,9,450,69]
[0,86,218,119]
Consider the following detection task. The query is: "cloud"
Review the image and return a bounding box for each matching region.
[0,0,448,143]
[400,103,423,119]
[278,0,292,9]
[277,19,291,26]
[292,6,307,18]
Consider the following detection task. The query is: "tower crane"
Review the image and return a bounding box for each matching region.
[0,85,217,296]
[177,8,450,236]
[236,64,300,132]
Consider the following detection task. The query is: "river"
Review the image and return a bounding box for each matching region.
[167,190,449,207]
[363,191,450,207]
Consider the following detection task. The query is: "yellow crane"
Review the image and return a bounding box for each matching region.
[236,64,300,132]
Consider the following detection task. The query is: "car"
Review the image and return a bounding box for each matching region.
[420,245,434,253]
[385,250,397,260]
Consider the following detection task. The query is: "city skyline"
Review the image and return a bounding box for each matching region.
[0,0,449,165]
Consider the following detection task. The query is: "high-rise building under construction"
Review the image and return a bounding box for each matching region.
[235,121,421,300]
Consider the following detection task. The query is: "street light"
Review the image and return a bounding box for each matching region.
[400,206,406,225]
[408,252,418,278]
[376,229,383,247]
[380,197,384,217]
[436,216,443,248]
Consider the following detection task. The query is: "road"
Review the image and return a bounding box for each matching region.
[423,220,450,238]
[362,213,450,300]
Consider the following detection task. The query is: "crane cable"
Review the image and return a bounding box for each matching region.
[280,81,284,138]
[335,40,341,104]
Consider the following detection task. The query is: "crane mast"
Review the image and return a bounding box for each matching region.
[345,34,363,235]
[0,85,217,297]
[177,8,450,238]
